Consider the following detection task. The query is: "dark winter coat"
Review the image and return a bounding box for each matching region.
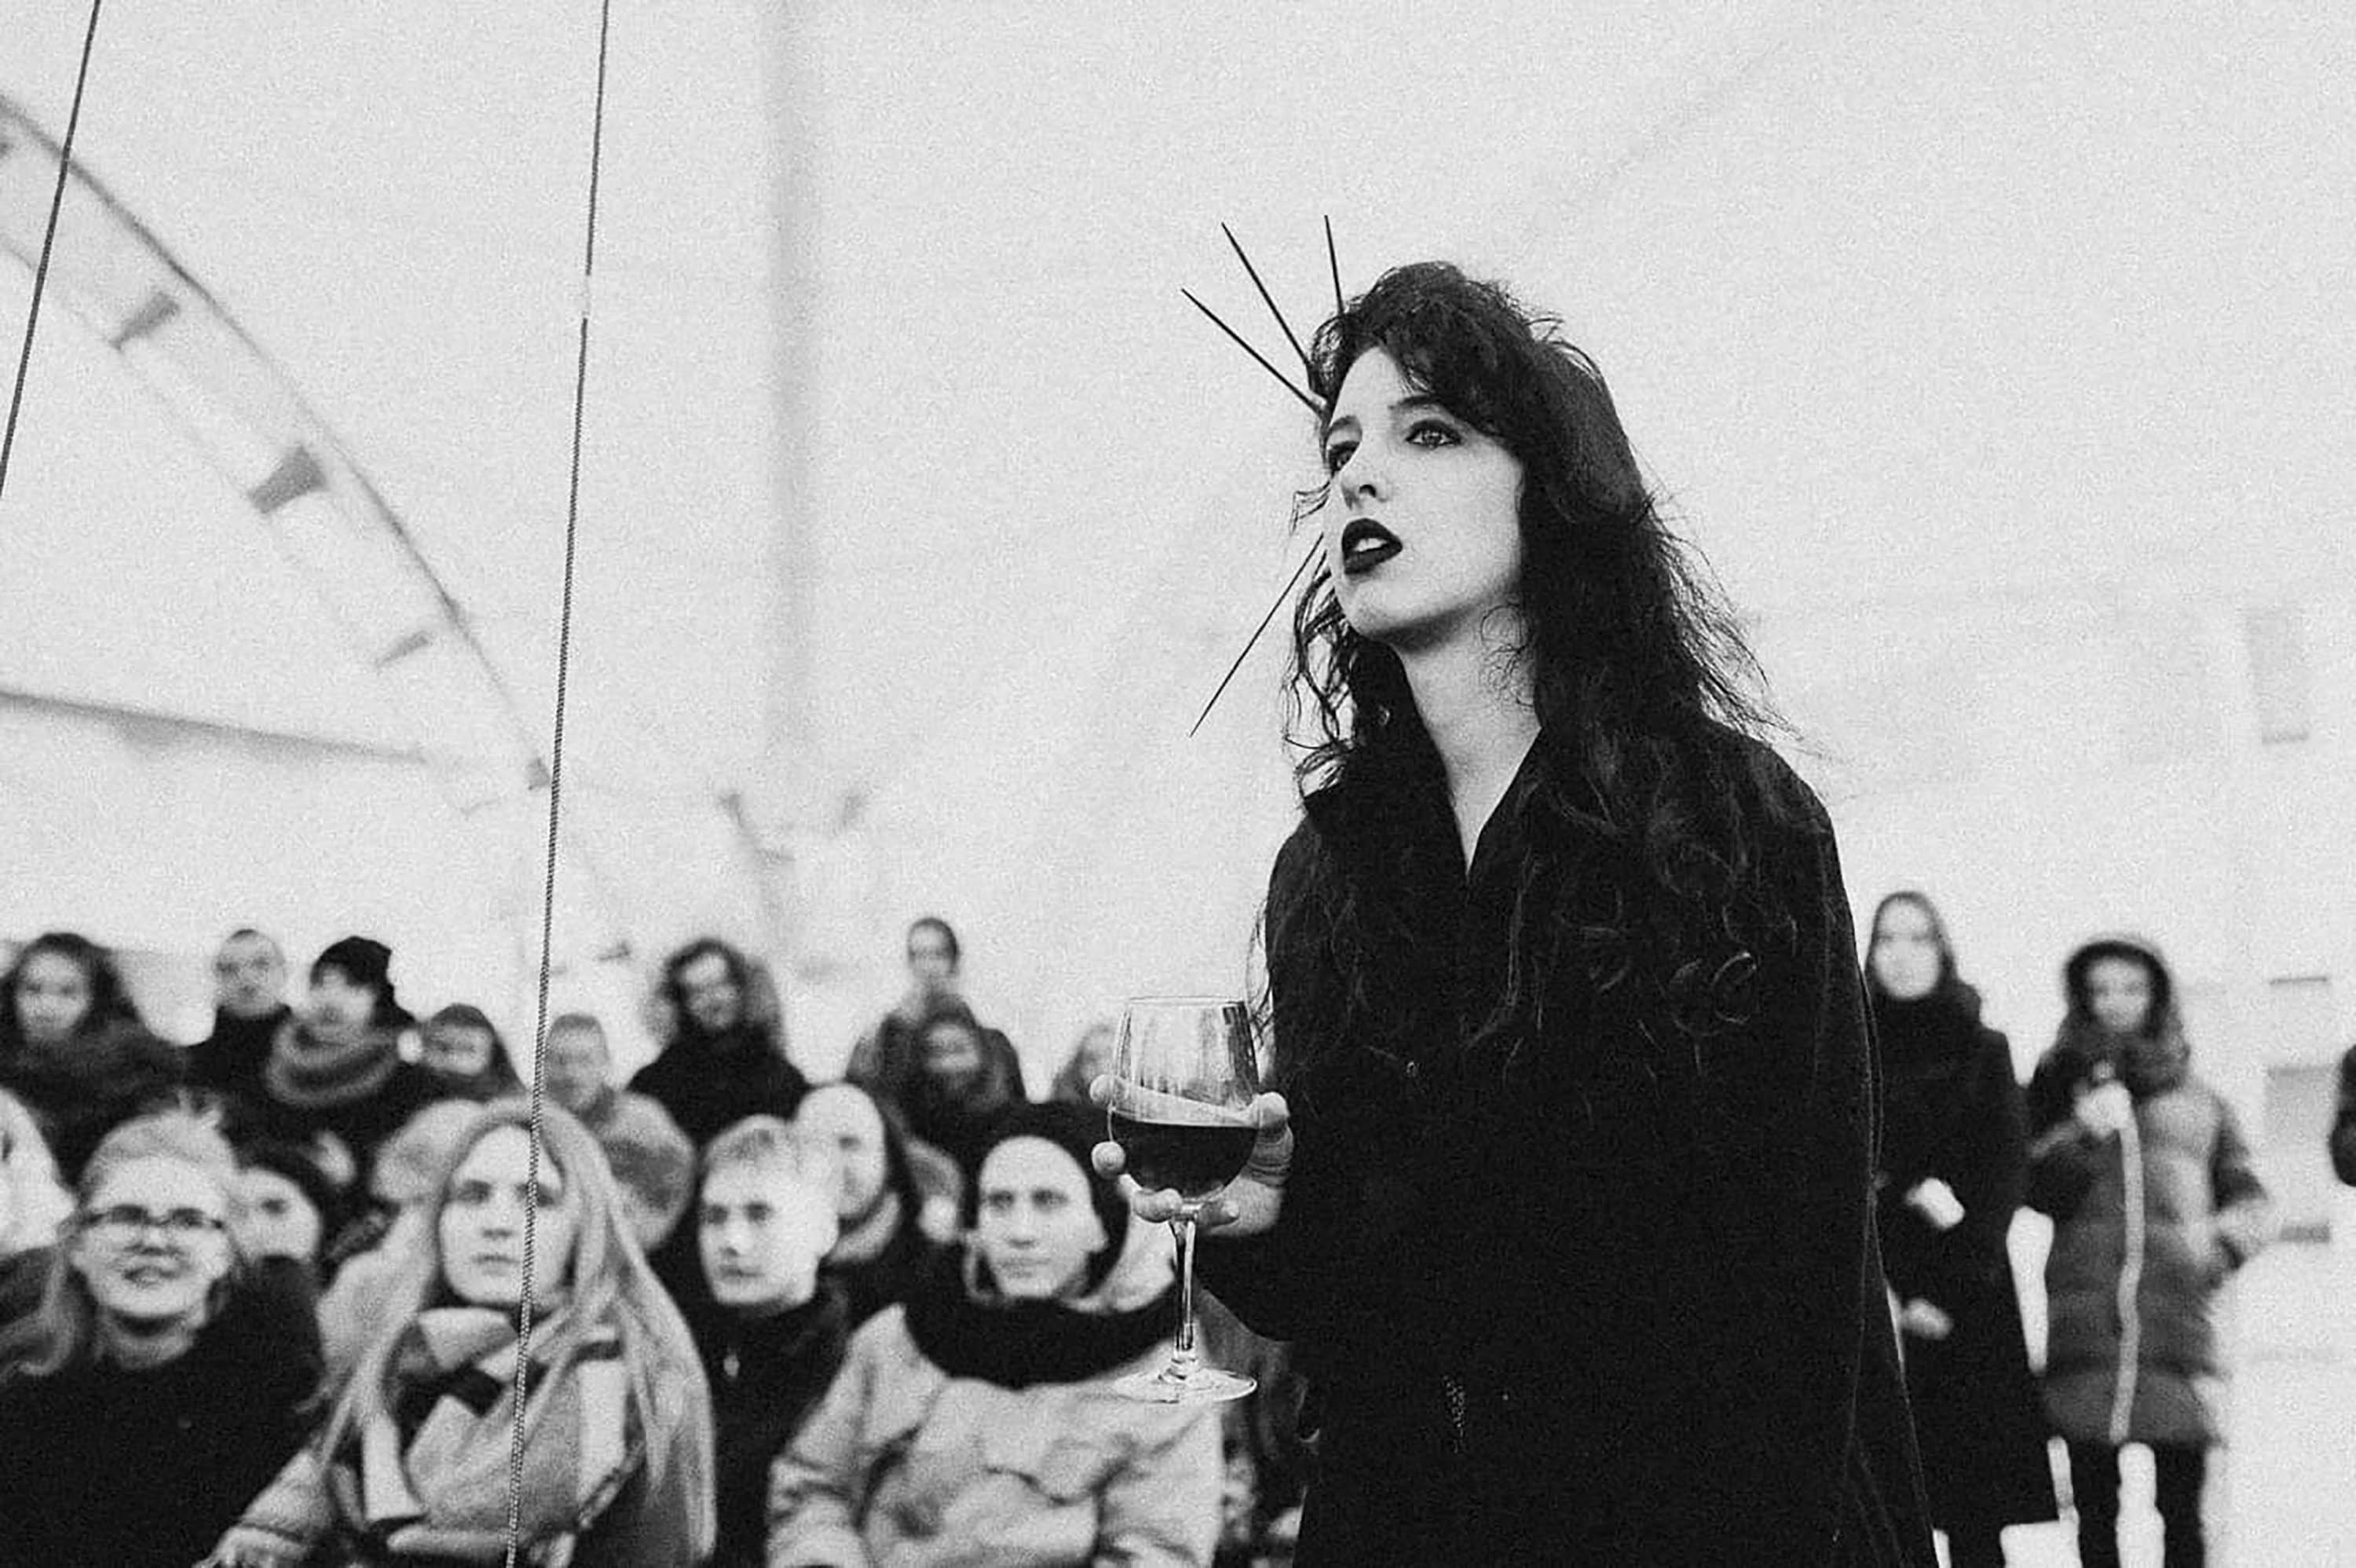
[188,1003,293,1101]
[1198,731,1933,1565]
[696,1284,851,1568]
[629,1025,810,1150]
[2330,1042,2356,1187]
[1872,989,2056,1530]
[0,1255,322,1568]
[0,1020,185,1182]
[2025,938,2274,1447]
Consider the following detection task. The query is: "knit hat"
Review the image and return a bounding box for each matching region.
[964,1100,1130,1294]
[312,936,409,1025]
[595,1100,696,1248]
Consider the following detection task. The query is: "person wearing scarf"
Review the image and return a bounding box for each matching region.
[768,1101,1221,1566]
[236,937,439,1202]
[190,928,294,1102]
[2024,934,2274,1568]
[1864,892,2055,1565]
[208,1100,715,1567]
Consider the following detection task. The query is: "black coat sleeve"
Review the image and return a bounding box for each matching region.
[2332,1044,2356,1188]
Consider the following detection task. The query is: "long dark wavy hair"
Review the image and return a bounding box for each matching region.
[0,932,146,1054]
[1271,262,1794,1081]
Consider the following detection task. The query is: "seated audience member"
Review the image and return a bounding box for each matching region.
[0,1110,321,1568]
[544,1010,697,1251]
[0,1089,72,1320]
[313,1098,479,1380]
[229,1140,342,1287]
[210,1101,715,1566]
[0,931,184,1181]
[767,1102,1221,1566]
[793,1081,946,1325]
[848,916,1028,1110]
[903,998,1028,1178]
[694,1115,851,1567]
[236,935,438,1202]
[418,1001,523,1102]
[189,927,293,1100]
[631,938,810,1150]
[1048,1017,1118,1104]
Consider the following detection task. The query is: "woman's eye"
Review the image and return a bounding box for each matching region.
[1407,419,1459,448]
[1321,440,1355,474]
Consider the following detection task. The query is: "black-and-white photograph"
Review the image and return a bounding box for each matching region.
[2,4,2349,1563]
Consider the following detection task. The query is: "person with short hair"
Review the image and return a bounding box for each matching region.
[793,1081,947,1326]
[0,931,184,1181]
[0,1110,320,1567]
[210,1100,716,1566]
[693,1115,850,1566]
[543,1011,697,1253]
[190,928,293,1100]
[768,1101,1221,1566]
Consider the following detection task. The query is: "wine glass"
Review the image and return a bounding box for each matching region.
[1106,996,1260,1405]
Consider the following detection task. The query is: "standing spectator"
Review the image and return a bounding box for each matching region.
[0,1110,321,1568]
[418,1001,523,1102]
[848,916,1026,1107]
[210,1101,715,1566]
[236,936,437,1202]
[768,1102,1221,1566]
[630,938,810,1150]
[794,1081,947,1325]
[1048,1017,1118,1105]
[0,1089,72,1320]
[0,931,183,1180]
[2025,934,2274,1568]
[189,928,292,1100]
[2331,1039,2356,1186]
[903,998,1027,1179]
[693,1115,850,1567]
[1866,891,2056,1564]
[544,1011,697,1252]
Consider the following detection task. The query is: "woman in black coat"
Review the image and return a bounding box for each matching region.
[1103,261,1932,1563]
[1866,891,2057,1565]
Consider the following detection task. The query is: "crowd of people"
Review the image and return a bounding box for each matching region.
[0,916,1300,1566]
[0,895,2320,1564]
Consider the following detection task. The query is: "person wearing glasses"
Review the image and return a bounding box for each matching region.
[0,1109,322,1568]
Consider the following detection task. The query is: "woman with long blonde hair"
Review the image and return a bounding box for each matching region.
[210,1099,715,1566]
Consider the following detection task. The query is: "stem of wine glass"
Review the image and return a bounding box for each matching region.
[1168,1204,1202,1375]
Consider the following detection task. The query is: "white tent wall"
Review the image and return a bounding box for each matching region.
[2,5,2351,1134]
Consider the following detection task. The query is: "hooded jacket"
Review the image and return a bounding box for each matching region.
[2024,935,2274,1446]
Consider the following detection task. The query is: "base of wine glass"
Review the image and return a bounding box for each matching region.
[1114,1361,1257,1405]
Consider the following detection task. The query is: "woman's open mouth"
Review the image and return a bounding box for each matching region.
[1340,519,1402,576]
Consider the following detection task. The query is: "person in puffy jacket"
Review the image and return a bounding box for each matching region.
[2025,934,2273,1568]
[766,1101,1220,1566]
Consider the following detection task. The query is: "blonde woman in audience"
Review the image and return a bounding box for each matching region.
[0,1110,320,1567]
[209,1100,715,1566]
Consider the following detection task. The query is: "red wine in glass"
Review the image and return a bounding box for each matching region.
[1107,996,1260,1405]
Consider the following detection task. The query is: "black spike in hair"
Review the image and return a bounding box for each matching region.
[1181,288,1322,415]
[1189,542,1321,737]
[1222,222,1312,378]
[1325,216,1345,323]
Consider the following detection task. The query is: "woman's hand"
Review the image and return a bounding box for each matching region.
[2074,1080,2134,1137]
[1904,1177,1966,1232]
[1088,1078,1292,1237]
[1897,1298,1955,1341]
